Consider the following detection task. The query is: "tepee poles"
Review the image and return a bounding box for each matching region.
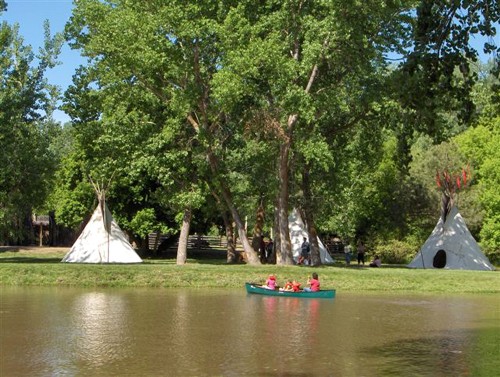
[435,165,470,223]
[88,174,115,263]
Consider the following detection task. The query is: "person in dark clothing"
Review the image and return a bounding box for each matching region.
[357,240,366,265]
[299,237,310,265]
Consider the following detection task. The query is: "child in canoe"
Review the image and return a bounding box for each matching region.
[292,280,302,292]
[264,274,277,290]
[281,280,294,291]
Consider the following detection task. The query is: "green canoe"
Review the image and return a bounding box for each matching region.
[245,282,335,299]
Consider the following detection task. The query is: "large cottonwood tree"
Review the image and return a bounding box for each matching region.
[211,0,415,264]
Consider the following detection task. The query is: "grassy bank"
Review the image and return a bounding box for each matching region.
[1,247,498,294]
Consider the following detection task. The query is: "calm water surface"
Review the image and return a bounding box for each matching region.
[1,287,498,376]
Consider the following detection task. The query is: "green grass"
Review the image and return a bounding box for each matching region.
[1,248,499,293]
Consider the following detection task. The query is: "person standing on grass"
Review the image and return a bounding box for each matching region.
[265,238,274,263]
[259,236,266,264]
[344,238,352,265]
[357,240,366,266]
[300,237,310,265]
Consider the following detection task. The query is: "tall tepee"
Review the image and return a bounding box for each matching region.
[407,206,494,270]
[62,181,142,264]
[288,208,334,264]
[408,167,494,271]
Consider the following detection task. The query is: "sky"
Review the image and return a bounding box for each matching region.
[1,1,499,124]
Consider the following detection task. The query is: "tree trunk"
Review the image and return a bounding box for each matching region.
[176,208,192,265]
[210,189,239,263]
[302,165,321,266]
[269,200,279,265]
[206,150,260,265]
[276,139,294,265]
[251,201,266,263]
[223,188,260,264]
[39,224,43,247]
[222,210,238,263]
[187,115,260,264]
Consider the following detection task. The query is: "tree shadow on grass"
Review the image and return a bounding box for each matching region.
[0,256,62,263]
[0,247,65,263]
[145,247,231,265]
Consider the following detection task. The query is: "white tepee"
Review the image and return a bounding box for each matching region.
[408,206,494,271]
[62,191,142,264]
[288,208,334,264]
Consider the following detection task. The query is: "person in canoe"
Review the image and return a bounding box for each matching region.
[264,274,277,290]
[281,279,293,291]
[292,280,302,292]
[303,272,320,292]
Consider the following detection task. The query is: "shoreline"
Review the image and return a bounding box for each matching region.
[1,247,498,293]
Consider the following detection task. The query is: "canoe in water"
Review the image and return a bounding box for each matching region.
[245,282,335,299]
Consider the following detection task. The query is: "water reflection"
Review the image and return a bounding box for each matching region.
[71,292,130,367]
[260,296,321,350]
[1,288,498,376]
[369,328,500,377]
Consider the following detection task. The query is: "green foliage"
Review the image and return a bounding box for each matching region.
[127,208,170,239]
[397,0,500,134]
[409,137,469,201]
[480,215,500,265]
[371,238,420,264]
[47,0,499,263]
[470,61,500,119]
[206,224,223,237]
[455,116,500,263]
[0,20,63,243]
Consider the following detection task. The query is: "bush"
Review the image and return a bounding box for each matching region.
[370,239,420,264]
[479,215,500,266]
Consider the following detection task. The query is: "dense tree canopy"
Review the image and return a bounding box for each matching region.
[57,0,499,263]
[2,1,499,265]
[0,12,63,244]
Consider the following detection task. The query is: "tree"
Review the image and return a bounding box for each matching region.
[65,0,264,263]
[395,0,500,140]
[0,18,63,244]
[341,0,500,255]
[455,117,500,264]
[58,65,203,262]
[212,0,416,264]
[61,0,499,266]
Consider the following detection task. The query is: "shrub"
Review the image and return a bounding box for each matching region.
[370,239,420,264]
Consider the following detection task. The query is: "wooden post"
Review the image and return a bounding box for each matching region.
[39,224,43,246]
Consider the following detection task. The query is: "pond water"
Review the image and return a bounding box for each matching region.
[1,287,498,376]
